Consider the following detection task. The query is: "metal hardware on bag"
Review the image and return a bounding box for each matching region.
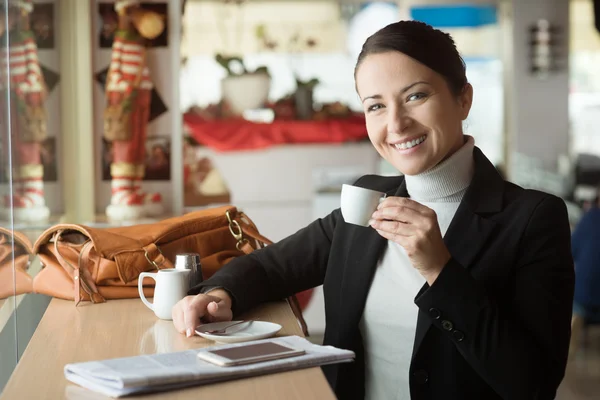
[236,238,250,251]
[226,210,243,241]
[144,245,166,269]
[227,210,252,251]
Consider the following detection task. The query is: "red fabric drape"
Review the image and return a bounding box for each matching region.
[183,113,369,152]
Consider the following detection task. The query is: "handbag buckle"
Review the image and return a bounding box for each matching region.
[144,245,166,269]
[227,209,254,252]
[226,210,243,242]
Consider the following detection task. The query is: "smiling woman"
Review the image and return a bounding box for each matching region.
[173,20,575,400]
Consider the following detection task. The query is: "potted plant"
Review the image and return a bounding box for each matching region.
[216,54,271,116]
[294,77,319,120]
[255,25,320,120]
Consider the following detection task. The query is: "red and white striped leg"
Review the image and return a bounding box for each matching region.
[1,164,50,223]
[106,162,145,221]
[134,164,163,217]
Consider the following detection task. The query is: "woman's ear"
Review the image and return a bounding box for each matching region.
[459,83,474,121]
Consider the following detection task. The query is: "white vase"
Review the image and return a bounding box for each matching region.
[221,73,271,115]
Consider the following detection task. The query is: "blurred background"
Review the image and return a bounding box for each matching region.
[2,1,600,398]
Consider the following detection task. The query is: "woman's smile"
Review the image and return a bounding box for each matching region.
[389,134,428,155]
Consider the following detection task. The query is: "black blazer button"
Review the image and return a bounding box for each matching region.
[453,330,465,342]
[428,308,441,320]
[412,369,429,385]
[441,320,453,331]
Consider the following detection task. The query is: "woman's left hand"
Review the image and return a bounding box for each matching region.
[369,197,451,285]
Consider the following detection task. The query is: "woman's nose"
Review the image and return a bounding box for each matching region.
[387,107,412,134]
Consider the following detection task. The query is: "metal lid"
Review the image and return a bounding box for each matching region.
[174,253,201,269]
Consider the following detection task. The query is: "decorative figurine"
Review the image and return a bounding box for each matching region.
[0,0,50,223]
[103,0,165,221]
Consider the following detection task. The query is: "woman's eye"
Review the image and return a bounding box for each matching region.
[367,104,384,112]
[407,92,427,102]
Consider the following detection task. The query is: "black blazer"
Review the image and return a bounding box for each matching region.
[191,148,574,400]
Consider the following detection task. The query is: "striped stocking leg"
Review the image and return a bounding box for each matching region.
[4,164,50,222]
[106,162,145,221]
[133,164,163,217]
[1,25,50,223]
[135,69,163,217]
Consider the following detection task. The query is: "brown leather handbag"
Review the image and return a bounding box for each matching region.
[31,205,308,334]
[0,227,34,300]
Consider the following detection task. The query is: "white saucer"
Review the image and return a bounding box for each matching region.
[195,321,282,344]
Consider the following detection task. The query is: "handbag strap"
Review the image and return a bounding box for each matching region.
[52,231,104,305]
[228,212,309,337]
[241,225,273,246]
[78,241,105,304]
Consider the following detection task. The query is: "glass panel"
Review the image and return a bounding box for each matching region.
[0,0,18,393]
[1,0,54,393]
[10,0,55,367]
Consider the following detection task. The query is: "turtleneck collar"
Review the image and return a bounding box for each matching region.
[404,135,475,202]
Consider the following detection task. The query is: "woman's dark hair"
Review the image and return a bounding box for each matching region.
[355,20,468,96]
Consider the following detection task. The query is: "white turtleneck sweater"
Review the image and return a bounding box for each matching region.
[359,136,475,400]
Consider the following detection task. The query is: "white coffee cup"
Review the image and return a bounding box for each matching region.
[138,269,189,320]
[340,184,386,227]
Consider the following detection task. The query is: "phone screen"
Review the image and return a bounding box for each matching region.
[208,342,297,361]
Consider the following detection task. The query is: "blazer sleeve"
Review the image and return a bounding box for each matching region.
[415,195,575,400]
[189,208,342,315]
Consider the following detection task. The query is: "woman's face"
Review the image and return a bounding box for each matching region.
[356,51,472,176]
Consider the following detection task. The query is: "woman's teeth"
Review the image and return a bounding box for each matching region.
[394,135,426,150]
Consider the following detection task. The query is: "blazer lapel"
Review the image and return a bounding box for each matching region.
[337,179,409,342]
[412,148,503,360]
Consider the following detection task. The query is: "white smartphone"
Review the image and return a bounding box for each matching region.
[197,341,306,367]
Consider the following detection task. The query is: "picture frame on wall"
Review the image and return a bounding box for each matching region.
[101,136,171,181]
[144,136,171,181]
[30,3,55,49]
[98,2,169,49]
[41,137,58,182]
[98,3,118,49]
[0,137,58,183]
[101,138,113,181]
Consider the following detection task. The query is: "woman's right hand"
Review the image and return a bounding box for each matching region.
[172,289,233,337]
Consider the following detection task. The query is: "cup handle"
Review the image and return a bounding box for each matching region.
[138,272,156,311]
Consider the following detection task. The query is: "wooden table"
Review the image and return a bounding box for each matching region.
[1,298,335,399]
